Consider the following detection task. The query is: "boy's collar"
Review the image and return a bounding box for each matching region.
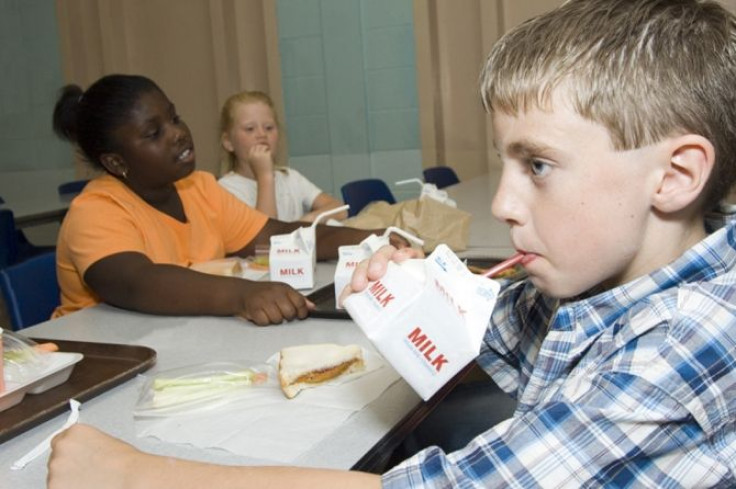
[559,221,736,309]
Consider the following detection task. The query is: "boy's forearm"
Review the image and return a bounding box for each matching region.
[131,457,382,489]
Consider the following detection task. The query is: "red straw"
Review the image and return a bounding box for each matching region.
[482,252,525,278]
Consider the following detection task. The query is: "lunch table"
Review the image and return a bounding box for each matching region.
[0,170,512,487]
[0,264,459,487]
[0,194,72,229]
[0,169,78,229]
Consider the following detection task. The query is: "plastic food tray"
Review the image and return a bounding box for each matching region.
[307,257,506,320]
[0,339,156,444]
[0,352,83,413]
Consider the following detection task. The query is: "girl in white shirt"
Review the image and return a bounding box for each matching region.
[218,91,347,222]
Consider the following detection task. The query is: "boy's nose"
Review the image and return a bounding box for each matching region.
[491,172,524,226]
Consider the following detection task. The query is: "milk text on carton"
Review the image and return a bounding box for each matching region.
[279,268,304,276]
[433,278,467,317]
[407,327,449,372]
[369,280,395,307]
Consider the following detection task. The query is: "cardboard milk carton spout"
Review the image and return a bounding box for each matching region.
[269,205,349,290]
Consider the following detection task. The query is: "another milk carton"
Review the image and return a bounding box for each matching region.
[269,205,349,290]
[333,227,424,307]
[395,178,457,207]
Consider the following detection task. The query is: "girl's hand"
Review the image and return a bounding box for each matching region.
[248,144,274,178]
[237,280,314,325]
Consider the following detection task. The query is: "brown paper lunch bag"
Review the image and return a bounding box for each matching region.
[342,197,470,252]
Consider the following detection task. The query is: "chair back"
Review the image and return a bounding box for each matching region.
[0,209,19,268]
[58,179,90,195]
[423,166,460,189]
[0,251,60,330]
[340,178,396,217]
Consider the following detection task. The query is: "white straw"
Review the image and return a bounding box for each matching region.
[311,204,350,229]
[382,226,424,247]
[11,399,81,470]
[394,178,424,187]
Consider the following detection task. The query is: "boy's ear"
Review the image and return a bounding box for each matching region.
[99,153,128,179]
[221,133,234,153]
[652,135,715,213]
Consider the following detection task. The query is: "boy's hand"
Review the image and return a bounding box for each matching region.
[338,245,424,305]
[48,424,140,489]
[238,281,314,325]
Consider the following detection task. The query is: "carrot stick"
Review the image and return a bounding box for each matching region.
[33,342,59,353]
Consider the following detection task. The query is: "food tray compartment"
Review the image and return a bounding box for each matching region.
[25,352,84,394]
[0,339,156,444]
[0,352,83,413]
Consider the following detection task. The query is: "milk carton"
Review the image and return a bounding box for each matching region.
[269,205,349,290]
[395,178,457,207]
[333,227,424,307]
[344,244,500,400]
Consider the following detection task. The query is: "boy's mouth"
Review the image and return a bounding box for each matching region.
[519,252,536,266]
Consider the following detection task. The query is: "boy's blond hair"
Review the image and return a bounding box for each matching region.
[219,90,285,174]
[480,0,736,211]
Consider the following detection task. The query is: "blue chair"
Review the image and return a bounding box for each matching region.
[58,179,89,196]
[340,178,396,217]
[0,208,55,269]
[423,166,460,189]
[0,209,18,269]
[0,251,60,330]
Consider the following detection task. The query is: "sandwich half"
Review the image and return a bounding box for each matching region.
[278,343,364,398]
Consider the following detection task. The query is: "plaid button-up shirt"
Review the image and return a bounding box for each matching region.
[384,223,736,488]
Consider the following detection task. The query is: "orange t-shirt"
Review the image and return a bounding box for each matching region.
[53,171,268,317]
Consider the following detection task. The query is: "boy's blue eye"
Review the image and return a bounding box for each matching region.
[529,159,550,176]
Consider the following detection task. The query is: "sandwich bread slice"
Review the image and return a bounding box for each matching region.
[278,343,364,398]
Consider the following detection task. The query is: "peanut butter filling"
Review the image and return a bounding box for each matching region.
[293,358,361,385]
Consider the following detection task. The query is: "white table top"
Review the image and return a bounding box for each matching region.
[0,171,510,486]
[0,169,78,229]
[0,264,421,487]
[0,194,72,228]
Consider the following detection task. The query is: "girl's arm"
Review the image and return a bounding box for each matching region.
[84,252,311,325]
[250,144,279,218]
